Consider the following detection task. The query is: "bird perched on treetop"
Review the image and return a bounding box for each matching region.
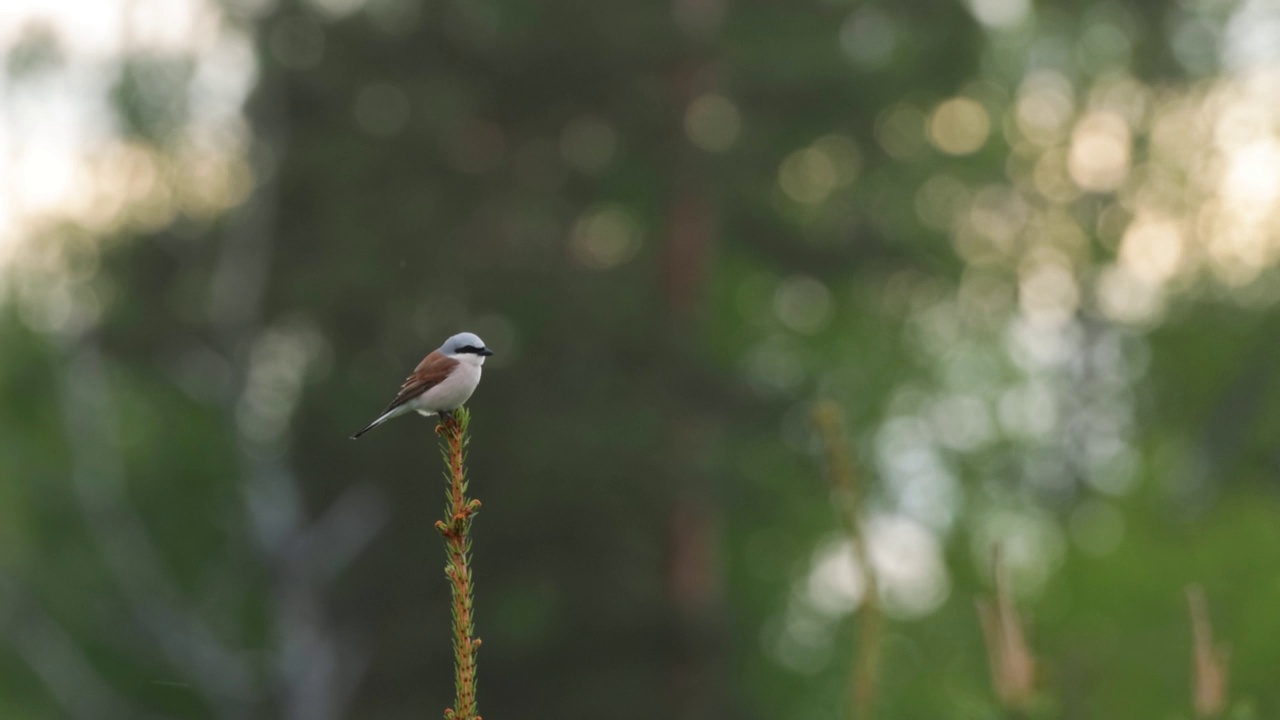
[351,332,493,439]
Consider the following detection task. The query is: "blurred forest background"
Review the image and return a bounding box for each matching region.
[2,0,1279,718]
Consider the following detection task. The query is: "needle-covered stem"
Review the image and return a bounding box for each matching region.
[434,409,482,720]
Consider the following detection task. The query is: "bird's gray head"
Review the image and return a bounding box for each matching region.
[440,332,493,363]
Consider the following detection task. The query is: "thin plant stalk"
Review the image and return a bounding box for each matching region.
[434,409,482,720]
[814,401,881,720]
[1187,585,1229,720]
[976,547,1035,719]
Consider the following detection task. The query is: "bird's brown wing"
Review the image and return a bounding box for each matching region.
[382,350,458,412]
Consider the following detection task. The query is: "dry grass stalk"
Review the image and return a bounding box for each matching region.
[813,401,882,720]
[976,548,1035,715]
[1186,585,1229,720]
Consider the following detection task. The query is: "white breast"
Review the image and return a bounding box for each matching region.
[411,361,482,414]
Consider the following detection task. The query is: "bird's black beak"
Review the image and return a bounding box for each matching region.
[479,347,494,356]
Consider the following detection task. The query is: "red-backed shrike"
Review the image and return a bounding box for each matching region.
[351,332,493,439]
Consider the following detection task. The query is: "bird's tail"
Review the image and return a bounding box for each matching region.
[350,408,399,439]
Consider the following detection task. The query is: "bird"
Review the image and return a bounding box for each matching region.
[351,332,493,439]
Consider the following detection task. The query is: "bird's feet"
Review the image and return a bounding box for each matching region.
[434,411,455,436]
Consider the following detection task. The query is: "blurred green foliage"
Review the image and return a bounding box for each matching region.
[2,0,1280,718]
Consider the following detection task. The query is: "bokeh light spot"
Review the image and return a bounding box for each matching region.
[684,93,741,152]
[1119,216,1184,284]
[813,134,861,185]
[773,275,832,334]
[1095,264,1164,325]
[867,516,950,619]
[806,539,865,616]
[928,97,990,155]
[779,148,837,205]
[1015,71,1075,146]
[964,0,1029,29]
[1068,111,1131,192]
[569,204,641,270]
[973,509,1066,597]
[1223,139,1280,209]
[929,393,993,451]
[840,8,897,69]
[1018,251,1080,326]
